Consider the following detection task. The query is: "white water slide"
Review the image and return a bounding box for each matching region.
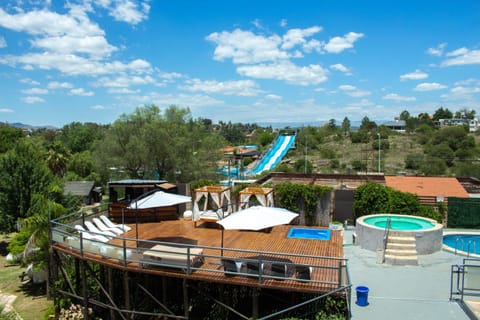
[252,134,295,175]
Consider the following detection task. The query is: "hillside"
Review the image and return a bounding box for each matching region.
[281,133,430,175]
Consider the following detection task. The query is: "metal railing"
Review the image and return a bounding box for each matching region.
[453,237,478,257]
[450,258,480,302]
[50,211,350,289]
[381,218,391,263]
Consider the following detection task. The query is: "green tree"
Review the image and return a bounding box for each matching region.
[46,141,70,177]
[353,183,389,218]
[0,140,53,231]
[433,107,453,121]
[59,122,106,153]
[341,117,351,136]
[405,153,424,170]
[0,125,24,153]
[96,105,225,182]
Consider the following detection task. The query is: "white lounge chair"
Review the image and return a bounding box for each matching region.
[85,221,116,238]
[100,215,132,232]
[74,225,110,243]
[93,217,124,235]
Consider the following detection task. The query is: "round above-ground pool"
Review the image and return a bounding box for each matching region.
[355,214,443,254]
[443,231,480,257]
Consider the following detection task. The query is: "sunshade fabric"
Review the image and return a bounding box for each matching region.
[217,206,298,231]
[127,191,191,209]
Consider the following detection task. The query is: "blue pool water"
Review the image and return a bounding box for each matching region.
[287,228,331,240]
[443,234,480,255]
[364,215,435,231]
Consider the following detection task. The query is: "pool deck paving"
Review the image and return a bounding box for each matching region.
[343,228,473,320]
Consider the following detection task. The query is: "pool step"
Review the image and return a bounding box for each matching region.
[384,235,418,265]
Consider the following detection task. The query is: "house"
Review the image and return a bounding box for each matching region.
[63,181,102,205]
[384,176,469,207]
[437,118,480,132]
[383,119,406,133]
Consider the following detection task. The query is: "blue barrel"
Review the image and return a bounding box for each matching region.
[356,286,369,306]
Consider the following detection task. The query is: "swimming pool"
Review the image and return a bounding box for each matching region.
[356,214,443,254]
[443,233,480,256]
[287,228,331,240]
[363,215,435,231]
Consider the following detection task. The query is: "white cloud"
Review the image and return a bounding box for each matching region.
[281,26,322,50]
[382,93,416,102]
[69,88,94,96]
[330,63,351,74]
[0,108,14,113]
[237,61,328,85]
[0,36,5,48]
[22,88,48,95]
[94,0,150,25]
[427,43,447,56]
[280,19,288,27]
[31,35,117,59]
[441,86,480,99]
[323,32,364,53]
[265,94,282,100]
[20,78,40,85]
[22,96,45,103]
[47,81,73,89]
[400,69,428,81]
[2,52,152,76]
[441,48,480,66]
[90,104,109,110]
[180,79,262,96]
[338,84,370,97]
[107,87,139,94]
[206,29,287,64]
[414,82,447,91]
[95,74,156,88]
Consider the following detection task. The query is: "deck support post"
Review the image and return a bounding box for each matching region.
[162,276,168,320]
[183,278,189,319]
[123,270,130,311]
[80,260,90,320]
[252,288,260,319]
[108,268,115,320]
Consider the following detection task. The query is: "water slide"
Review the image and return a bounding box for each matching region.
[251,134,296,175]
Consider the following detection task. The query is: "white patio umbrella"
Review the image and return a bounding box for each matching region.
[128,191,192,209]
[217,206,298,231]
[217,206,299,256]
[127,190,192,247]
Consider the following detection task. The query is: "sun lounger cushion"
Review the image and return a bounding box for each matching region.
[141,244,204,270]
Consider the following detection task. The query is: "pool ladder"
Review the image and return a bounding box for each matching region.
[455,237,477,257]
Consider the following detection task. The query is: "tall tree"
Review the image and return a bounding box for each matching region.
[341,117,351,136]
[0,140,53,231]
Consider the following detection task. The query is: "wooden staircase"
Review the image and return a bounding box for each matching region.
[384,234,418,266]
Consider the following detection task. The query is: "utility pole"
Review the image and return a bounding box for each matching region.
[377,133,381,173]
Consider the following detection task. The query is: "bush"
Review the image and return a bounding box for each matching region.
[416,206,442,223]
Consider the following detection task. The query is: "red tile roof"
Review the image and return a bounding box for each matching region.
[385,176,469,198]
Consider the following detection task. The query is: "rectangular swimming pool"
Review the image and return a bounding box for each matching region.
[287,227,331,240]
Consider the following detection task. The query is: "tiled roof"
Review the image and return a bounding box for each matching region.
[64,181,95,196]
[385,176,469,198]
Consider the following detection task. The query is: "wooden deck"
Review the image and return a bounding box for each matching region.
[53,217,347,294]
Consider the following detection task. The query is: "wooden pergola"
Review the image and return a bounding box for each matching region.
[238,187,274,209]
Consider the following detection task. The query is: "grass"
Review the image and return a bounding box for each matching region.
[0,233,53,319]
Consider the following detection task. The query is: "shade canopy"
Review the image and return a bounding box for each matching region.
[217,206,298,231]
[127,191,191,209]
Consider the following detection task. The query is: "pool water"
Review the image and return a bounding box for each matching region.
[444,234,480,255]
[364,215,435,231]
[287,228,331,240]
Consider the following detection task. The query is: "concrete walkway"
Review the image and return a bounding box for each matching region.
[343,228,471,320]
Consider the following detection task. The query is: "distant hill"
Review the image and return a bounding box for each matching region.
[1,122,58,131]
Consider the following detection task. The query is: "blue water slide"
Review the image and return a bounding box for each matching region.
[252,134,296,175]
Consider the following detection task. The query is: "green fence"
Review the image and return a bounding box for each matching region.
[447,197,480,228]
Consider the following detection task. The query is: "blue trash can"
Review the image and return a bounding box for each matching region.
[356,286,369,306]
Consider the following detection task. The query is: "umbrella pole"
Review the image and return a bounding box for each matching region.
[221,228,224,258]
[135,204,139,248]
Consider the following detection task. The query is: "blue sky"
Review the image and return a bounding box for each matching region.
[0,0,479,127]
